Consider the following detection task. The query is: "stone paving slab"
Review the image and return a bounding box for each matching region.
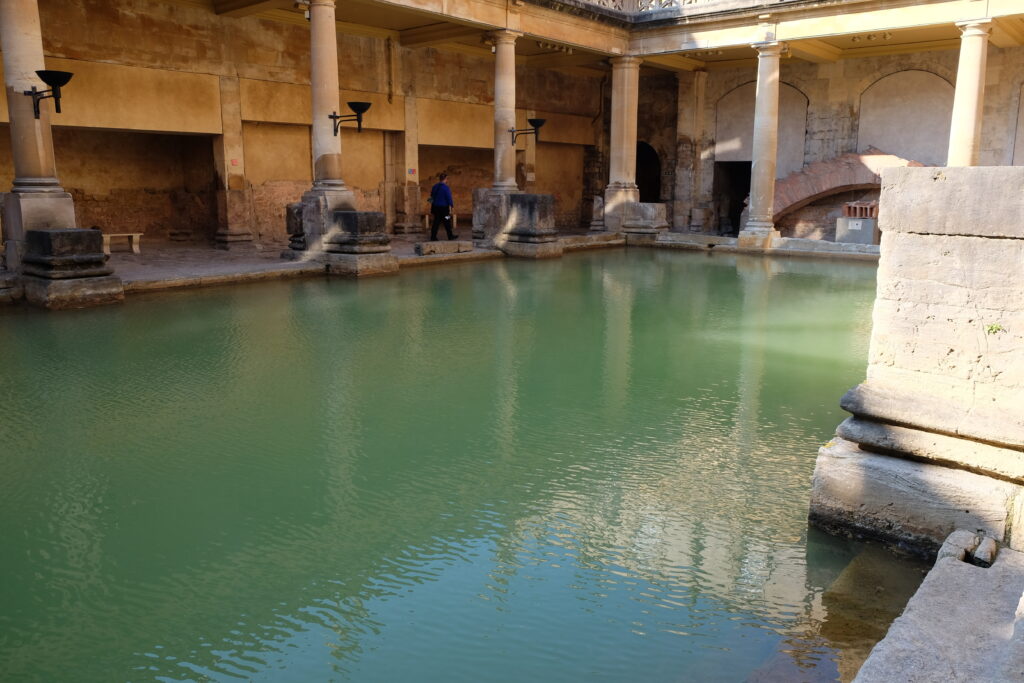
[855,538,1024,682]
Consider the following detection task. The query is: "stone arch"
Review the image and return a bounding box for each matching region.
[714,81,809,178]
[857,70,954,167]
[772,149,923,222]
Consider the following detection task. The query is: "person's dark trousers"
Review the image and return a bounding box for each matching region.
[430,204,455,240]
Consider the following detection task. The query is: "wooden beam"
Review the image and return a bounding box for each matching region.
[400,23,482,48]
[787,39,841,63]
[214,0,290,17]
[642,53,706,73]
[991,17,1024,48]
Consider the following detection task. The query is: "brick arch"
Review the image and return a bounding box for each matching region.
[772,149,924,222]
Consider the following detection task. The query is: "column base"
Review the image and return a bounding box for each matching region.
[0,269,23,305]
[214,229,260,251]
[2,191,78,270]
[22,274,124,310]
[603,184,639,232]
[737,225,780,250]
[324,252,399,277]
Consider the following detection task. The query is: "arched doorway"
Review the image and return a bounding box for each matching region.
[636,141,661,203]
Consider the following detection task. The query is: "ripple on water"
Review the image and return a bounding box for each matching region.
[0,251,916,682]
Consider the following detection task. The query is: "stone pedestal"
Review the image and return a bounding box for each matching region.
[19,229,123,309]
[214,187,259,251]
[322,210,397,276]
[621,202,668,245]
[2,191,77,270]
[603,183,639,232]
[500,193,562,259]
[588,195,606,232]
[282,188,357,259]
[809,167,1024,554]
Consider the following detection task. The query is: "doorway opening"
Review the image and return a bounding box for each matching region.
[712,161,752,235]
[636,141,661,203]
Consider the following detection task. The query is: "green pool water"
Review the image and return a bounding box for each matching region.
[0,249,927,682]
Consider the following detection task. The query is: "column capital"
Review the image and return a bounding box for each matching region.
[489,29,522,45]
[956,18,993,37]
[751,41,785,56]
[309,0,336,7]
[609,55,643,69]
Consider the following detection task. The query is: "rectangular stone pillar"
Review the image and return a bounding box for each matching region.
[673,70,707,233]
[213,76,257,250]
[604,56,641,232]
[810,167,1024,554]
[391,96,422,234]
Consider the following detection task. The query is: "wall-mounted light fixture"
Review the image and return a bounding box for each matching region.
[24,70,73,120]
[510,117,546,144]
[328,101,372,136]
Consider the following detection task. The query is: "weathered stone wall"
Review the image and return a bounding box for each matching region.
[693,45,1024,231]
[777,189,878,240]
[809,166,1024,554]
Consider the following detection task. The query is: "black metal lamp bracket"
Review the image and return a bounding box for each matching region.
[24,86,61,120]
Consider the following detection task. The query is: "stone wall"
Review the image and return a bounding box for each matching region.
[809,166,1024,554]
[694,45,1024,231]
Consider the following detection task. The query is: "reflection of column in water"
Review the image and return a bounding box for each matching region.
[492,263,526,459]
[731,255,773,452]
[601,270,634,421]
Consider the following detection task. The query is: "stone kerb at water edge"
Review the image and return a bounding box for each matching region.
[322,210,398,277]
[19,229,124,309]
[809,166,1024,554]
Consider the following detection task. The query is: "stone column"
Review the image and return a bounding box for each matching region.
[0,0,77,269]
[740,41,784,249]
[491,30,521,192]
[947,19,992,167]
[287,0,358,256]
[603,55,642,231]
[213,76,257,250]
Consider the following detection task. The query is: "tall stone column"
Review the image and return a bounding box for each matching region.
[603,56,642,232]
[740,41,784,249]
[213,76,257,250]
[491,30,521,192]
[0,0,77,269]
[947,19,991,167]
[288,0,358,256]
[674,69,708,232]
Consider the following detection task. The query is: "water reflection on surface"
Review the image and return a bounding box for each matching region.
[0,250,924,682]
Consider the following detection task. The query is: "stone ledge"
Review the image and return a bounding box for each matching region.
[855,534,1024,682]
[396,249,503,269]
[809,437,1024,554]
[123,264,324,293]
[414,240,474,256]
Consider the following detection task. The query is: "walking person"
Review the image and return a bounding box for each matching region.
[428,173,457,241]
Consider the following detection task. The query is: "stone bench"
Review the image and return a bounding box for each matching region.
[414,240,474,256]
[102,232,143,255]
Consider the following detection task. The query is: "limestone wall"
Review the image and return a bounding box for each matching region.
[810,166,1024,554]
[694,45,1024,232]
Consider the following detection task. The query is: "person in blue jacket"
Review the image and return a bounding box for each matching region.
[428,172,457,241]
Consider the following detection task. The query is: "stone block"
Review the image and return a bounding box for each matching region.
[414,240,473,256]
[20,229,113,280]
[879,166,1024,239]
[323,211,391,255]
[936,529,980,562]
[621,202,668,233]
[472,188,507,242]
[21,274,124,310]
[624,231,657,246]
[974,537,998,567]
[0,269,23,304]
[835,217,878,245]
[737,227,780,249]
[809,437,1024,552]
[323,252,398,277]
[837,416,1024,481]
[500,240,563,259]
[505,193,557,242]
[285,201,305,251]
